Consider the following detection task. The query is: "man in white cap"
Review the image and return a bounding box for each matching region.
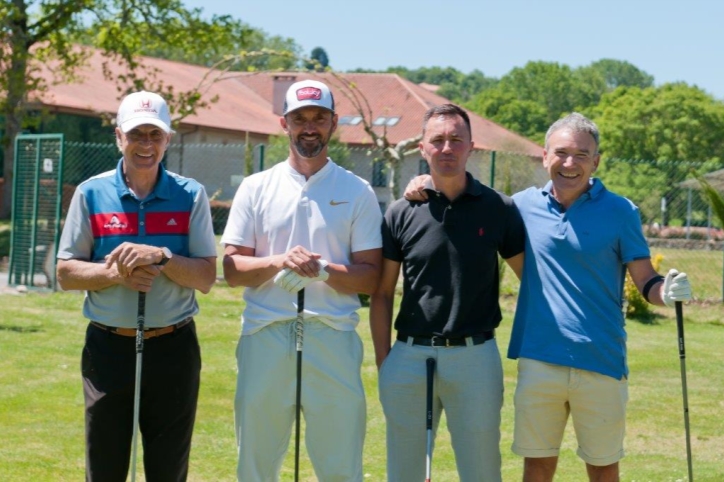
[57,91,217,481]
[222,79,382,481]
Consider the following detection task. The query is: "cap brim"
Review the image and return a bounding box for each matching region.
[283,102,335,116]
[120,117,172,134]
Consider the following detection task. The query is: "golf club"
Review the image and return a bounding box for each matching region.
[130,291,146,482]
[294,288,305,482]
[425,357,436,482]
[675,301,694,481]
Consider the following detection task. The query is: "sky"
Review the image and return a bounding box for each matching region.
[182,0,724,101]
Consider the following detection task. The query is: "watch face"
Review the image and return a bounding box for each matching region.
[160,247,172,265]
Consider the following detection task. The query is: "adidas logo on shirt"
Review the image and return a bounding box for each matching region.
[167,218,177,226]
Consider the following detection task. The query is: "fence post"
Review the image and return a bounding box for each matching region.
[489,150,496,189]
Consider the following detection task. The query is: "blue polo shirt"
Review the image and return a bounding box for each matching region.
[508,179,650,379]
[57,159,217,328]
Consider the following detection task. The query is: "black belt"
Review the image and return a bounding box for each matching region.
[397,330,495,347]
[90,317,193,339]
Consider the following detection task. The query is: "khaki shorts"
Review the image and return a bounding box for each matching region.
[512,358,628,466]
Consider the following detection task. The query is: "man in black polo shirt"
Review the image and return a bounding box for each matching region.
[370,103,525,482]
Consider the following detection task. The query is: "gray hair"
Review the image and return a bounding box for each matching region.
[545,112,600,154]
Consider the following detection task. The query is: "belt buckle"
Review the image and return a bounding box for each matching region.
[430,336,450,347]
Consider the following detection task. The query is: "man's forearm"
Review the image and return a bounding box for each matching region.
[325,262,381,295]
[57,259,121,291]
[163,256,216,294]
[370,292,394,369]
[223,253,282,288]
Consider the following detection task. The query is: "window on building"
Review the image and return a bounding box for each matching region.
[372,160,387,187]
[372,117,387,126]
[418,159,430,175]
[339,115,363,125]
[385,116,400,126]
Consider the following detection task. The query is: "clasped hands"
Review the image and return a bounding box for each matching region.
[273,246,329,294]
[105,242,165,292]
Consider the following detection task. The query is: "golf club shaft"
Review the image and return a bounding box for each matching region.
[294,289,305,482]
[130,291,146,482]
[426,357,435,482]
[675,301,693,482]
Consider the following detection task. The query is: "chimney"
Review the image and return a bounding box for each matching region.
[272,75,297,116]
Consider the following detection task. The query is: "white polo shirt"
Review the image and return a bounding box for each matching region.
[221,159,382,334]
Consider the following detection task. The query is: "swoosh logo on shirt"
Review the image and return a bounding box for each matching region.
[330,200,349,206]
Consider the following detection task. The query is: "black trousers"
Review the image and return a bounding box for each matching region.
[82,320,201,482]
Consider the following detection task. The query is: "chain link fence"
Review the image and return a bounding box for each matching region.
[32,141,723,301]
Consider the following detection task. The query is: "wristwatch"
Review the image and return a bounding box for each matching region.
[159,247,173,266]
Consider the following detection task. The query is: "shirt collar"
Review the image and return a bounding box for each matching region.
[113,158,171,201]
[423,172,482,199]
[542,177,604,203]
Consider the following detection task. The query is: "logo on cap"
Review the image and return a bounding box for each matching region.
[140,99,151,108]
[296,87,322,101]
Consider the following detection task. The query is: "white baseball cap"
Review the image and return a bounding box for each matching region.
[283,80,335,115]
[116,91,173,133]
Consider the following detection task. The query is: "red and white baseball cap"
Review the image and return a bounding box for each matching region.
[116,91,173,133]
[283,80,335,115]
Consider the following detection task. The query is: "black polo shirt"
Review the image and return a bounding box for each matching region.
[382,173,525,337]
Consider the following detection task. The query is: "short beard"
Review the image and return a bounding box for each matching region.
[290,133,328,159]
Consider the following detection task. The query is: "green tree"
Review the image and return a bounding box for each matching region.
[466,89,549,144]
[582,58,654,90]
[466,61,591,142]
[437,69,498,103]
[592,83,724,162]
[0,0,265,218]
[593,83,724,224]
[465,59,655,143]
[306,47,329,71]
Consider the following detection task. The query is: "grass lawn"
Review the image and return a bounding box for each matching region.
[1,282,723,481]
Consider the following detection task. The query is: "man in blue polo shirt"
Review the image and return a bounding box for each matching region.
[508,112,691,481]
[57,91,217,481]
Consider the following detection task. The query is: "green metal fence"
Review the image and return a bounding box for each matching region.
[8,134,65,290]
[8,136,724,300]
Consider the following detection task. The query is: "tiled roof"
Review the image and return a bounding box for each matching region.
[32,49,542,158]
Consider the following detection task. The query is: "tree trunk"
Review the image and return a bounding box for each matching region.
[1,1,31,219]
[388,158,401,201]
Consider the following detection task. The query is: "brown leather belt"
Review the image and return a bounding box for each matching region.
[90,317,193,339]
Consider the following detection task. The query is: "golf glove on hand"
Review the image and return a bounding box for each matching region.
[274,260,329,294]
[662,269,692,307]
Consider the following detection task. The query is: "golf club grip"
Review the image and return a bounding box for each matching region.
[675,302,685,358]
[295,289,305,352]
[136,292,146,353]
[426,358,435,430]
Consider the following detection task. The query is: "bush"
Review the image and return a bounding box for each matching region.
[0,222,10,258]
[644,224,724,240]
[624,252,663,318]
[210,200,231,235]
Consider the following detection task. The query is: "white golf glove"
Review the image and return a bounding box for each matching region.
[662,269,692,307]
[274,260,329,294]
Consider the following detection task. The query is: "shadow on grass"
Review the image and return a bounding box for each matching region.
[628,312,665,325]
[0,324,42,333]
